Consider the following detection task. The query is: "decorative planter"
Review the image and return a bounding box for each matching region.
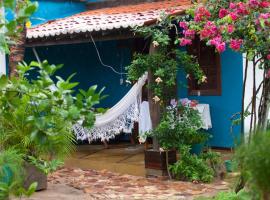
[24,162,47,191]
[144,149,177,177]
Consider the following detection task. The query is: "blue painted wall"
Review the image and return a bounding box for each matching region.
[25,40,132,108]
[30,0,87,25]
[178,49,243,148]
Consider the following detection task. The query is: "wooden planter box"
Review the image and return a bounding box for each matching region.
[24,163,47,191]
[144,149,177,177]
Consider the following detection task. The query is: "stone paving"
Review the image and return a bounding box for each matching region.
[30,167,229,200]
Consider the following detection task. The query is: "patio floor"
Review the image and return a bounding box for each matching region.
[64,144,146,177]
[17,144,233,200]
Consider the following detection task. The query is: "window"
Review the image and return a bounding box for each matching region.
[187,37,222,96]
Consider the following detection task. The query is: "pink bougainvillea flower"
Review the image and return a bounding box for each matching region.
[249,0,260,8]
[227,25,235,33]
[236,2,249,15]
[230,39,243,51]
[209,36,222,46]
[209,36,226,53]
[179,38,192,46]
[200,21,219,39]
[260,1,270,8]
[267,54,270,60]
[194,7,211,22]
[259,13,270,19]
[229,2,237,9]
[216,42,226,53]
[229,12,238,21]
[179,21,188,30]
[219,8,229,18]
[184,29,196,39]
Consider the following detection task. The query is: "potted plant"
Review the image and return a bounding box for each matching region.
[0,61,104,191]
[144,99,209,177]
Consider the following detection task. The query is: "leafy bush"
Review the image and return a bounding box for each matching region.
[195,190,253,200]
[0,61,104,172]
[169,146,215,183]
[152,102,208,150]
[0,149,37,199]
[236,131,270,198]
[200,151,223,177]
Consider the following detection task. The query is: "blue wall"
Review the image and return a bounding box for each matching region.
[30,0,88,25]
[178,49,243,148]
[25,40,132,108]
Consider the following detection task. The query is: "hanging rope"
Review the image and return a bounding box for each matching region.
[89,34,127,75]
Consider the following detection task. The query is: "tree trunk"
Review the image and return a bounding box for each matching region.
[8,0,27,78]
[148,44,160,151]
[258,78,270,131]
[8,25,26,78]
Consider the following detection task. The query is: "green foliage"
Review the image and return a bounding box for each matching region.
[195,190,253,200]
[0,149,37,200]
[200,150,222,176]
[176,51,205,84]
[153,103,208,150]
[127,51,178,103]
[133,12,176,47]
[235,131,270,197]
[0,0,38,53]
[169,145,214,183]
[0,60,104,171]
[0,181,37,200]
[0,149,24,185]
[27,156,64,175]
[127,13,204,105]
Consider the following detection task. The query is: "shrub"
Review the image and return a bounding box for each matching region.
[0,149,37,199]
[169,146,215,183]
[0,60,104,172]
[152,102,208,150]
[236,131,270,199]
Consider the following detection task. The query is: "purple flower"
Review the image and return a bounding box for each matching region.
[170,99,178,107]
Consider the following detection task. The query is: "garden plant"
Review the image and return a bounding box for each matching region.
[178,0,270,197]
[0,1,105,199]
[127,12,222,183]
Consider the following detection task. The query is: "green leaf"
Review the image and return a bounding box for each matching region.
[0,75,8,88]
[25,182,37,197]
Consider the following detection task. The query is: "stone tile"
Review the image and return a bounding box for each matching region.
[30,167,230,200]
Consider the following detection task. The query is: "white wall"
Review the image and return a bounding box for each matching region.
[243,54,264,133]
[0,7,6,75]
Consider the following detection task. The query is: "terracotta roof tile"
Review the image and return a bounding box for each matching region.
[27,0,192,39]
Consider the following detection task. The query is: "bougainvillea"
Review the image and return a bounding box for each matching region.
[179,0,270,64]
[178,0,270,134]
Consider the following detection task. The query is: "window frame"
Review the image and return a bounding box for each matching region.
[187,39,222,96]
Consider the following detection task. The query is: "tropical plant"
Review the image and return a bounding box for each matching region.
[0,60,104,172]
[0,148,37,200]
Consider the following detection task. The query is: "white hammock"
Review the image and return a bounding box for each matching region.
[73,73,148,142]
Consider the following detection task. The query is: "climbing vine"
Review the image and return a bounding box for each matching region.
[126,12,205,105]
